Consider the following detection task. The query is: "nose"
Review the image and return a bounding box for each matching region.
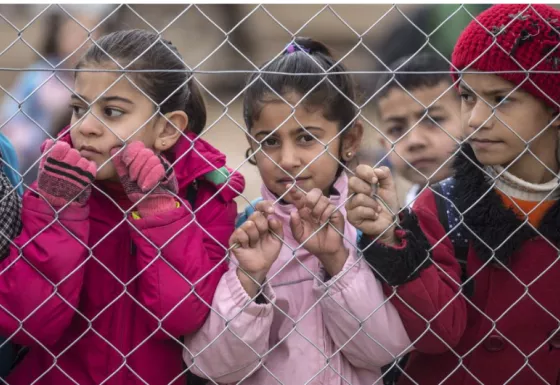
[278,142,301,173]
[405,121,429,152]
[75,110,103,138]
[467,99,493,135]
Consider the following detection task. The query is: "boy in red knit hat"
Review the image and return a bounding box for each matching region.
[347,4,560,385]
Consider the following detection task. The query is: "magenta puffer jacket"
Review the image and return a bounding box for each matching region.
[0,132,245,385]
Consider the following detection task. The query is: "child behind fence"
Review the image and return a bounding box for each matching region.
[183,37,411,385]
[0,29,245,385]
[347,4,560,385]
[371,52,462,208]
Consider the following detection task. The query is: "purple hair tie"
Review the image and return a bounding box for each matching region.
[284,43,310,54]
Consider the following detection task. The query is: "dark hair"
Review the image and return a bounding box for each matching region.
[76,29,206,135]
[243,37,358,133]
[374,52,456,102]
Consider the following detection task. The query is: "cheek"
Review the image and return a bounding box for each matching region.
[460,109,472,130]
[495,118,529,143]
[128,125,156,146]
[433,129,459,151]
[388,150,407,171]
[104,121,157,151]
[254,155,277,178]
[69,129,77,144]
[308,151,341,180]
[391,142,409,160]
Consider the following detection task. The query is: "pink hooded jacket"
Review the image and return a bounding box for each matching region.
[184,173,411,385]
[0,132,245,385]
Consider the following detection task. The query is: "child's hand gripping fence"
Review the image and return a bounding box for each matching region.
[0,4,558,385]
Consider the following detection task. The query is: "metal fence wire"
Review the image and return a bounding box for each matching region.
[0,3,558,385]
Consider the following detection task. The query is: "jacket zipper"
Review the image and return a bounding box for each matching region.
[114,235,132,384]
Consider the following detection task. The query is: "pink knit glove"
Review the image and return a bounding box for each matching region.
[110,141,178,216]
[37,139,97,207]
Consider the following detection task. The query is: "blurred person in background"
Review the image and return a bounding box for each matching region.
[371,52,462,208]
[0,5,122,187]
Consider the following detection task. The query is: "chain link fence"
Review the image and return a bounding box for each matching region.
[0,3,557,385]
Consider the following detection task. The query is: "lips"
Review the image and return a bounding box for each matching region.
[277,176,311,185]
[470,138,503,149]
[471,138,501,143]
[410,158,437,169]
[79,145,102,158]
[79,145,101,153]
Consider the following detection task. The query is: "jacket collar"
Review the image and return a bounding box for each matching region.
[451,144,560,265]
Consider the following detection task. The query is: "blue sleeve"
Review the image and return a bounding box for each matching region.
[0,134,23,196]
[356,229,363,244]
[235,197,263,228]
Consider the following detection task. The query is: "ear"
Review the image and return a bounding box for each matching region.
[153,111,189,152]
[341,120,364,162]
[550,107,560,130]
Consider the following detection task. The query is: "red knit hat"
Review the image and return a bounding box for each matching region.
[451,4,560,109]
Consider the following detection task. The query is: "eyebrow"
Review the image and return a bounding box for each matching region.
[414,105,445,119]
[70,94,134,105]
[383,115,407,125]
[458,82,514,96]
[383,105,447,126]
[253,126,323,137]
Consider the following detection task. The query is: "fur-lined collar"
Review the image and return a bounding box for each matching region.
[451,145,560,265]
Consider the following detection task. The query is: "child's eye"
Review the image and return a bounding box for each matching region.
[426,116,446,127]
[494,95,511,106]
[387,126,404,139]
[71,105,87,117]
[298,134,316,144]
[262,137,279,147]
[460,92,474,103]
[104,108,124,118]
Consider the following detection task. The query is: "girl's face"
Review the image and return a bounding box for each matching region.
[70,70,160,181]
[460,72,559,181]
[249,93,362,203]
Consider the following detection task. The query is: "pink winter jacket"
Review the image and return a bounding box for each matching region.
[184,173,411,385]
[0,132,244,385]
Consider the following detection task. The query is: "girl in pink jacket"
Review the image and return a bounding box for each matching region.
[184,37,410,385]
[0,29,244,385]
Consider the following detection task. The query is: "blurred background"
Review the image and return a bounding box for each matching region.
[0,4,491,206]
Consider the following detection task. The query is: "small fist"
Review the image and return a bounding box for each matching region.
[346,165,399,245]
[230,203,284,295]
[286,186,349,275]
[110,141,178,215]
[38,139,97,207]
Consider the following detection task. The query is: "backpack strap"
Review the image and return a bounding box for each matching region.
[236,198,264,228]
[431,180,474,298]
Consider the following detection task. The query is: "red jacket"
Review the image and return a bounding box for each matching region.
[361,145,560,385]
[0,132,245,385]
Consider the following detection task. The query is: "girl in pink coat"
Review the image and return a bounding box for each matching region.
[184,37,410,385]
[0,29,244,385]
